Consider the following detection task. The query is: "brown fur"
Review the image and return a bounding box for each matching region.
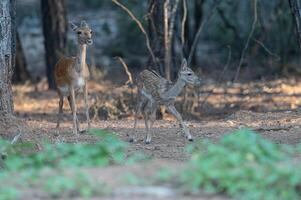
[54,20,93,135]
[54,56,90,87]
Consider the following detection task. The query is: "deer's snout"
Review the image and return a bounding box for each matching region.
[86,39,93,45]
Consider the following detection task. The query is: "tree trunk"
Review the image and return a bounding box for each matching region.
[0,0,16,116]
[164,0,171,80]
[13,31,30,83]
[41,0,67,90]
[289,0,301,49]
[148,0,165,75]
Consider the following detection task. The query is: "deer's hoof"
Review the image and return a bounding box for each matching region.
[129,138,134,143]
[79,129,87,134]
[186,135,194,142]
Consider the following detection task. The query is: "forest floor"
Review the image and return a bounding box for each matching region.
[3,78,301,199]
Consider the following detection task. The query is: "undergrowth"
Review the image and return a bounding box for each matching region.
[181,129,301,200]
[0,129,147,200]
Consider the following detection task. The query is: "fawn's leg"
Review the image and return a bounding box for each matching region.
[149,104,157,128]
[131,90,145,142]
[144,100,156,144]
[144,111,151,144]
[56,95,64,128]
[166,105,193,141]
[130,90,143,142]
[70,87,78,135]
[84,81,90,129]
[131,101,141,142]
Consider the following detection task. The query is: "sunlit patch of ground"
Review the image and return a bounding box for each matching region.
[6,78,301,158]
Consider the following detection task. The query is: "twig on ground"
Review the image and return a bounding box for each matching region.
[234,0,258,82]
[11,131,22,144]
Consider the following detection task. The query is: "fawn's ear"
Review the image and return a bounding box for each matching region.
[181,59,188,70]
[69,22,78,31]
[80,20,89,28]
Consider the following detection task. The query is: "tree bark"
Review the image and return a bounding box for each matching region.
[289,0,301,49]
[13,31,30,83]
[0,0,16,116]
[148,0,165,75]
[41,0,67,90]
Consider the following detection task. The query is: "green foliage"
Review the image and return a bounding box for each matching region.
[120,172,147,186]
[181,129,301,200]
[42,172,109,198]
[3,129,127,172]
[0,187,20,200]
[0,129,135,199]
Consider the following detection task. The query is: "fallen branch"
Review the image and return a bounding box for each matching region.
[253,126,293,132]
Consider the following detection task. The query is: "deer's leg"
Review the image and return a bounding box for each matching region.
[149,104,157,128]
[166,105,193,141]
[131,90,141,142]
[70,87,79,135]
[144,100,155,144]
[144,111,151,144]
[67,95,80,132]
[84,81,91,129]
[56,95,64,128]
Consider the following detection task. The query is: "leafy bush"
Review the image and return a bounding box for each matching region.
[0,129,139,199]
[181,129,301,200]
[3,129,127,171]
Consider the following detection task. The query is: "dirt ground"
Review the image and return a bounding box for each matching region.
[4,78,301,199]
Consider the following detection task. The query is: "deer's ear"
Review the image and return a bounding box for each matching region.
[181,59,188,70]
[69,22,78,31]
[80,20,89,28]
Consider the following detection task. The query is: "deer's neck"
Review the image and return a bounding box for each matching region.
[76,44,87,74]
[163,78,186,99]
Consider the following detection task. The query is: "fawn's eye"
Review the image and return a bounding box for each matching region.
[90,31,93,34]
[77,31,82,35]
[187,73,192,76]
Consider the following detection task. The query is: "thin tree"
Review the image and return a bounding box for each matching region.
[289,0,301,49]
[148,0,165,75]
[0,0,16,116]
[13,31,30,83]
[41,0,67,89]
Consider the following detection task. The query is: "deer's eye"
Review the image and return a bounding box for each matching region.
[187,73,192,76]
[90,31,93,34]
[77,31,82,35]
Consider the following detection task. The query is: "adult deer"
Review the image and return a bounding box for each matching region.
[132,59,201,144]
[54,20,93,134]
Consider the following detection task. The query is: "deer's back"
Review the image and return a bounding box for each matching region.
[138,70,170,100]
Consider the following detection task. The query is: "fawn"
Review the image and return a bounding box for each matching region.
[54,20,93,134]
[132,59,201,144]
